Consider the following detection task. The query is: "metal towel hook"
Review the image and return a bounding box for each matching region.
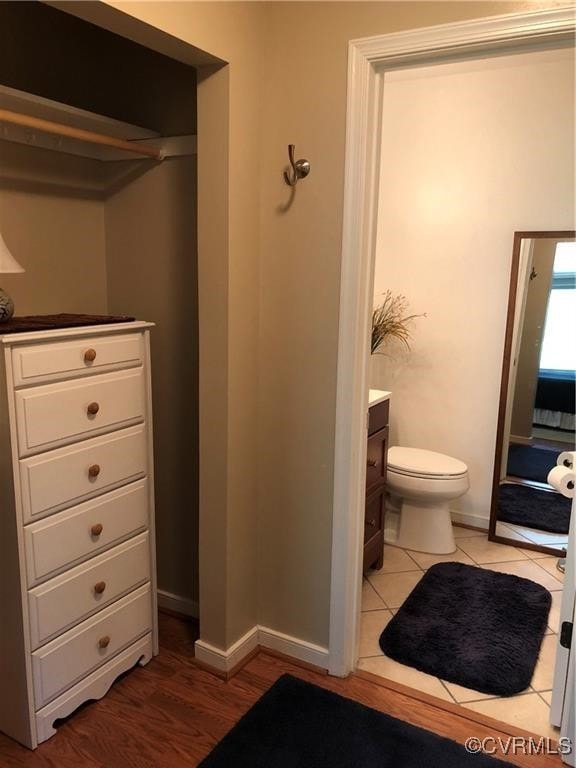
[283,144,311,187]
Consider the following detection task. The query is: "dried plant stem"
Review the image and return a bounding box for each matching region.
[371,291,425,354]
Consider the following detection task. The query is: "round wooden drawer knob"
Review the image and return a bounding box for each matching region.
[88,464,101,479]
[94,581,106,595]
[98,635,111,650]
[87,402,100,416]
[90,523,103,537]
[367,519,377,528]
[367,459,377,468]
[84,348,97,363]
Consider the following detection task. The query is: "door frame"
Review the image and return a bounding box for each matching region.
[329,6,575,677]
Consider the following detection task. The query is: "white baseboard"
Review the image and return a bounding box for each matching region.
[194,625,329,675]
[157,589,199,619]
[451,510,489,530]
[195,626,259,674]
[258,626,329,669]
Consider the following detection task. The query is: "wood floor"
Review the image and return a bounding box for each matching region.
[0,613,564,767]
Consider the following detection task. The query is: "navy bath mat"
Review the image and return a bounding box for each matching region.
[199,674,514,767]
[379,562,551,696]
[498,482,571,534]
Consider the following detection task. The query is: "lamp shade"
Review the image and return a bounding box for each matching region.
[0,232,25,274]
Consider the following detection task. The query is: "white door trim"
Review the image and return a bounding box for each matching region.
[329,6,575,677]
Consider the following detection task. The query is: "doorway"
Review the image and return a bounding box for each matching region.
[330,3,575,750]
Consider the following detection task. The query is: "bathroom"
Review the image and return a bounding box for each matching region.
[357,45,574,738]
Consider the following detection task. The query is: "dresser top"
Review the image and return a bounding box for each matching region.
[0,313,136,335]
[0,319,153,346]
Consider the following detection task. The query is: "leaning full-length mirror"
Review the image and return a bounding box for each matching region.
[490,231,575,555]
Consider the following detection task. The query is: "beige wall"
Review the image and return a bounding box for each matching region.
[120,2,266,647]
[371,49,574,528]
[104,157,199,604]
[70,0,564,652]
[256,2,560,645]
[91,0,265,647]
[0,141,107,316]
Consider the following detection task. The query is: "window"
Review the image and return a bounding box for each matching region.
[539,241,576,376]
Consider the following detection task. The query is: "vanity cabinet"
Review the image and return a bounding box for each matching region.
[364,397,389,571]
[0,321,158,749]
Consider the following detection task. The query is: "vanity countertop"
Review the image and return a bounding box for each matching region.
[369,389,391,407]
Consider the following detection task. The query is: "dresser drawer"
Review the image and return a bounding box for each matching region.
[15,368,145,457]
[32,583,152,709]
[28,533,150,649]
[12,333,143,387]
[24,481,149,585]
[19,425,147,523]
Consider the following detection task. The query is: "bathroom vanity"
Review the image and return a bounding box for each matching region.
[364,390,390,571]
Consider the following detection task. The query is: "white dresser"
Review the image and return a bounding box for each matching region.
[0,320,158,749]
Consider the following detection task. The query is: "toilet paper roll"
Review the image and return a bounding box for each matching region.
[557,450,576,470]
[547,465,575,499]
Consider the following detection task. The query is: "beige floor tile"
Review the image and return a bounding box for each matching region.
[535,557,565,585]
[531,635,558,692]
[457,536,529,564]
[368,570,424,609]
[548,590,563,634]
[372,545,422,574]
[357,655,453,702]
[540,691,553,705]
[481,560,566,591]
[463,694,558,739]
[442,680,504,704]
[359,610,393,658]
[406,547,475,570]
[453,526,487,539]
[362,578,387,611]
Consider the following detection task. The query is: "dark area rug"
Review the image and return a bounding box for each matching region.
[379,562,551,696]
[199,674,513,767]
[498,483,571,534]
[507,444,559,484]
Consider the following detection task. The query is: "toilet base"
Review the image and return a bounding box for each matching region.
[392,499,456,554]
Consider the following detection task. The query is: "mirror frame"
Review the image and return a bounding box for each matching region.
[489,230,575,556]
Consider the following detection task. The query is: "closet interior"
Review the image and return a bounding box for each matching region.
[0,1,200,615]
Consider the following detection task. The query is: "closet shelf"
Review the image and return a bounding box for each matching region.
[0,85,196,162]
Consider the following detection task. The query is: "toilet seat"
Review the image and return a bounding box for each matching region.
[388,447,468,479]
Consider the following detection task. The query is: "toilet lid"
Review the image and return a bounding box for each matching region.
[388,447,468,478]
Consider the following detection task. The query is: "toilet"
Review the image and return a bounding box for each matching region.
[385,447,469,555]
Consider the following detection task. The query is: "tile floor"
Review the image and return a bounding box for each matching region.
[358,525,565,738]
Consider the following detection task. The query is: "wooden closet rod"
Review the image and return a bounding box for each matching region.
[0,108,163,160]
